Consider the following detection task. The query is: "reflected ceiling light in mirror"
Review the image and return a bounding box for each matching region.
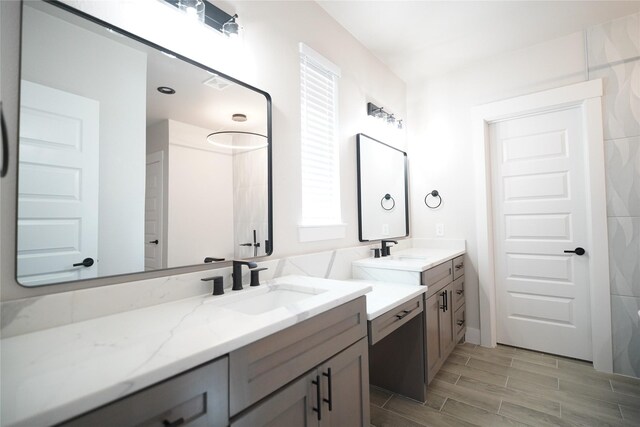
[232,113,248,122]
[207,131,267,150]
[367,102,404,131]
[177,0,205,22]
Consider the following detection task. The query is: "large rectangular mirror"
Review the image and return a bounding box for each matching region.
[356,133,408,241]
[16,0,272,287]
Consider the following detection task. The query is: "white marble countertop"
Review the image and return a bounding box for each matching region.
[0,275,371,427]
[352,247,465,272]
[349,280,427,320]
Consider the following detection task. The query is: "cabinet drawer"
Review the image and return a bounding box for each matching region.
[455,305,466,342]
[453,255,465,280]
[229,297,367,415]
[61,357,229,427]
[368,296,423,345]
[452,276,465,312]
[423,260,453,298]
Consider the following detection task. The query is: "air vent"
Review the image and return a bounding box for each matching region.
[203,74,232,91]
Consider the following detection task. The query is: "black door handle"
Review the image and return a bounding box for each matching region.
[312,375,322,420]
[440,291,446,311]
[322,368,333,411]
[1,102,9,178]
[564,247,586,256]
[73,257,94,267]
[148,239,159,244]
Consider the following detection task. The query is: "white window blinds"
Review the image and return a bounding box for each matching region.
[300,43,341,225]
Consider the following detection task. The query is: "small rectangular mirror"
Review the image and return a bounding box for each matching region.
[15,1,272,286]
[356,133,408,241]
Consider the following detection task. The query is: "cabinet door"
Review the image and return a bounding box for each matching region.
[425,291,443,383]
[231,371,319,427]
[439,284,455,358]
[319,338,370,427]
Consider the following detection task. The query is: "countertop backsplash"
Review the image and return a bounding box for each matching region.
[0,238,464,338]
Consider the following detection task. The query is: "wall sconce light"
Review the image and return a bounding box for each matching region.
[222,14,241,38]
[367,102,404,130]
[164,0,239,37]
[176,0,205,22]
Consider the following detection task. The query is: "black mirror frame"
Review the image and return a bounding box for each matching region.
[13,0,273,288]
[356,133,409,242]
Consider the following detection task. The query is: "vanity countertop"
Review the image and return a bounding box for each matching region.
[0,275,371,427]
[352,247,465,272]
[350,279,427,320]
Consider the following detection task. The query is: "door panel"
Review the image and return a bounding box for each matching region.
[145,152,164,270]
[491,107,592,361]
[320,338,369,427]
[17,80,99,285]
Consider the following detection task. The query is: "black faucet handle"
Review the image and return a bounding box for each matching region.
[250,268,268,287]
[201,276,224,295]
[370,248,380,258]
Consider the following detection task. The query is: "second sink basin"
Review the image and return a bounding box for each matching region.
[221,284,327,315]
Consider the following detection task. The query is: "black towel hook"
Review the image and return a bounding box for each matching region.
[381,193,395,211]
[425,190,442,209]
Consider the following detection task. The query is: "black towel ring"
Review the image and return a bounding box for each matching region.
[425,190,442,209]
[381,193,395,211]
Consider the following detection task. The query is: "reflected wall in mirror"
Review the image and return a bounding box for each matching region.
[356,133,408,241]
[16,1,272,287]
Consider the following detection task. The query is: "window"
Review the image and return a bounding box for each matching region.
[299,43,342,234]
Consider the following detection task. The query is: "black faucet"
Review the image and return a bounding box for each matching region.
[381,239,398,257]
[232,260,258,291]
[201,276,224,295]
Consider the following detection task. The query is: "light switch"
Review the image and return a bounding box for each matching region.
[436,223,444,236]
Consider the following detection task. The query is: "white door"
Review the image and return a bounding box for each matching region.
[491,106,592,361]
[145,152,164,270]
[17,80,99,285]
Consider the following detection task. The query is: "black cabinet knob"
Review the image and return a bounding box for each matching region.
[73,257,94,267]
[564,247,586,256]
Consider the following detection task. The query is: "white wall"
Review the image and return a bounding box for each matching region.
[21,5,147,277]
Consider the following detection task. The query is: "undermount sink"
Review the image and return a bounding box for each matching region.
[388,255,428,261]
[221,284,327,315]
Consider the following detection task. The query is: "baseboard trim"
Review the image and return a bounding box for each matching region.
[465,327,481,345]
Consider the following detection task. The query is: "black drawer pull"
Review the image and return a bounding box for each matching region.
[457,319,465,326]
[455,263,463,270]
[163,417,184,427]
[456,289,464,295]
[312,375,321,420]
[440,291,446,311]
[322,368,333,411]
[395,309,412,320]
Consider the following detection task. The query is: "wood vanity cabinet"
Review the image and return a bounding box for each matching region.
[58,297,369,427]
[231,338,369,427]
[229,296,369,426]
[423,255,466,384]
[60,356,229,427]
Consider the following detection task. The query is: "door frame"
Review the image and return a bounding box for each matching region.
[471,79,613,373]
[145,151,165,270]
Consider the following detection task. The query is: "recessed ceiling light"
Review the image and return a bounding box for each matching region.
[157,86,176,95]
[232,113,247,122]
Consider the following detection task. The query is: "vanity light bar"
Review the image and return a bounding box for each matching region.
[163,0,233,33]
[367,102,403,130]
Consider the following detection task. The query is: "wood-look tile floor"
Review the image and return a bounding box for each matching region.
[370,343,640,427]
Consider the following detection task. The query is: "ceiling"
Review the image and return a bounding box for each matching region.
[317,0,640,83]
